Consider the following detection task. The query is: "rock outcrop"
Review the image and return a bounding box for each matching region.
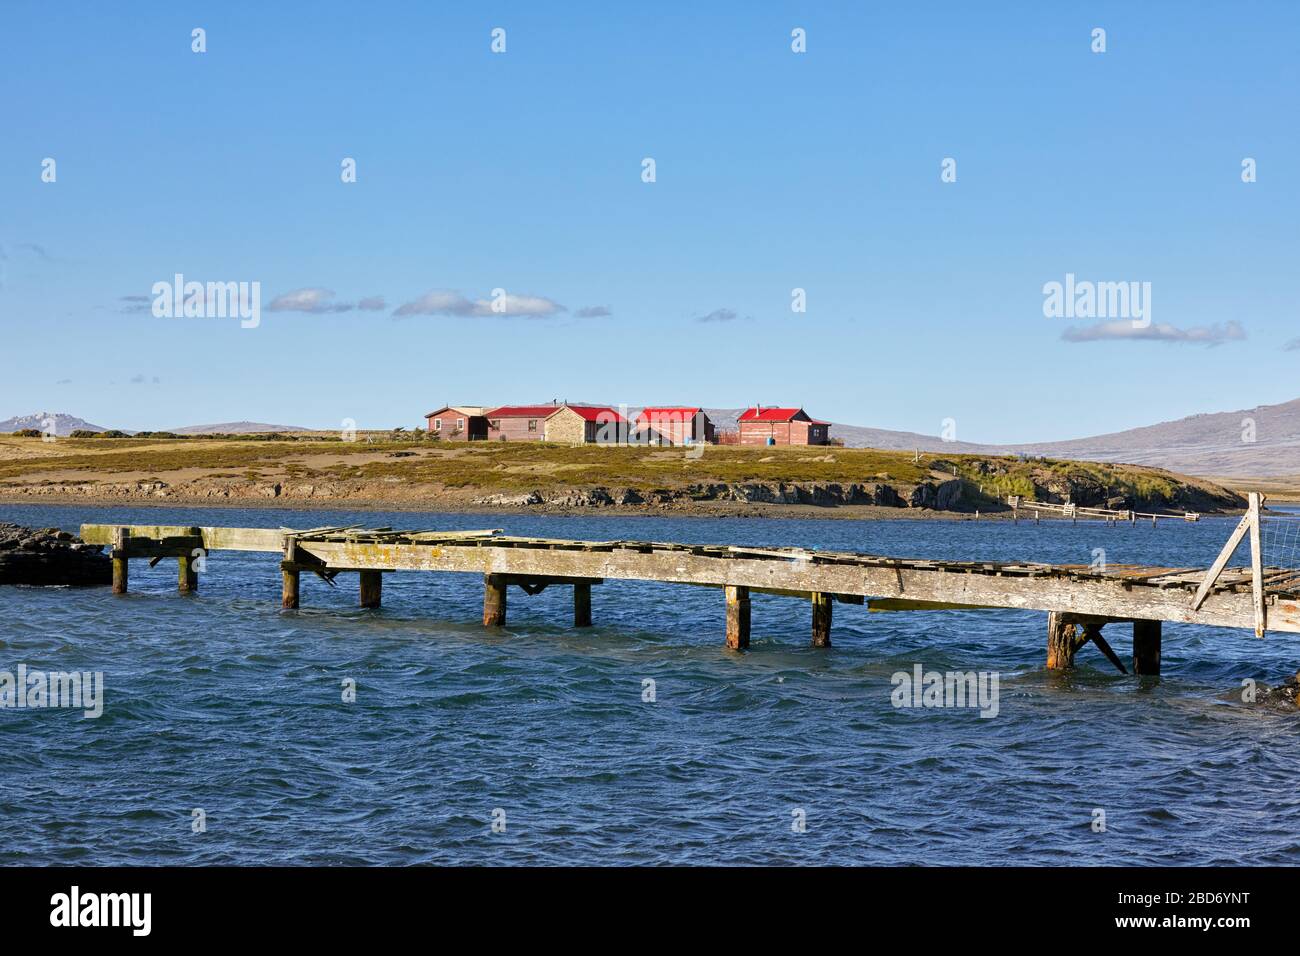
[0,523,111,586]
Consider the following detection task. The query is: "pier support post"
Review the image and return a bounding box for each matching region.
[811,592,832,647]
[1132,619,1162,675]
[111,527,129,595]
[359,570,383,609]
[483,574,507,626]
[177,552,198,593]
[725,585,750,650]
[1046,611,1085,669]
[281,563,300,609]
[573,580,593,627]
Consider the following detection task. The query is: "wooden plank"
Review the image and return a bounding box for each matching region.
[290,539,1300,632]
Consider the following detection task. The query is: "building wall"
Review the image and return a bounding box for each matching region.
[739,421,794,445]
[637,414,714,446]
[426,413,486,441]
[487,416,547,441]
[738,413,829,446]
[544,408,587,444]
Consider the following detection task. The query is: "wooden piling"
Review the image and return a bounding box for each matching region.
[178,552,199,593]
[573,580,592,627]
[359,570,383,609]
[483,573,507,626]
[111,527,129,595]
[811,592,832,647]
[1132,619,1161,675]
[281,562,300,609]
[1046,611,1085,669]
[725,585,750,650]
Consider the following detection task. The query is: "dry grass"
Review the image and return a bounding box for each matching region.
[0,434,1224,508]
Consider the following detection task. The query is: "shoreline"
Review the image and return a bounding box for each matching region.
[0,492,1241,522]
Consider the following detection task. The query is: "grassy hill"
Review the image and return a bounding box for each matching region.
[0,432,1246,514]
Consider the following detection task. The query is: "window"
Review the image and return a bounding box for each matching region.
[433,418,442,431]
[528,419,538,431]
[489,420,500,429]
[456,418,464,430]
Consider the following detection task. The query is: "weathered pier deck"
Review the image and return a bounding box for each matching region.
[81,495,1299,675]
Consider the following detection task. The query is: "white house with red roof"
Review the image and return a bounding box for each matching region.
[736,406,831,446]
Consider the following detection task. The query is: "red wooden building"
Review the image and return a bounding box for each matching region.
[633,407,715,446]
[736,407,831,446]
[423,405,489,441]
[483,404,624,443]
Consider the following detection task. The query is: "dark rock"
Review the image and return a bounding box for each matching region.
[935,478,963,510]
[0,523,111,586]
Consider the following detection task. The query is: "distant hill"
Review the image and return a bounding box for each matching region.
[701,401,1300,478]
[168,422,310,434]
[0,412,108,436]
[10,397,1300,478]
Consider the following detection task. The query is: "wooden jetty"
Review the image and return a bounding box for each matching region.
[80,494,1296,675]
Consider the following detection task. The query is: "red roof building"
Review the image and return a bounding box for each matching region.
[633,407,715,446]
[736,407,830,446]
[483,404,624,443]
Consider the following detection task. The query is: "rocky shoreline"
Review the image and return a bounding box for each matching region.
[0,523,110,586]
[0,473,1247,523]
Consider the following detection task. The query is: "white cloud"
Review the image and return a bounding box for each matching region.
[1062,320,1246,346]
[267,288,354,313]
[393,290,567,319]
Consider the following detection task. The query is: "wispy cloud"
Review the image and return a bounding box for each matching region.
[1061,320,1246,346]
[575,305,612,318]
[14,242,52,262]
[696,307,740,324]
[393,290,567,319]
[358,296,386,311]
[128,374,160,385]
[118,294,151,314]
[1284,337,1300,352]
[267,288,356,314]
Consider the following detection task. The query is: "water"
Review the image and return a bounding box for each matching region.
[2,502,1298,866]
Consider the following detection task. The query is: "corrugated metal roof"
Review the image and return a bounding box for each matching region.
[637,406,703,420]
[558,405,624,422]
[485,404,624,422]
[738,407,806,422]
[485,405,563,418]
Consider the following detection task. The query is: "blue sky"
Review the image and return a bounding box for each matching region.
[2,1,1297,441]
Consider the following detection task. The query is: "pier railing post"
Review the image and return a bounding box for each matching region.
[359,570,383,609]
[111,527,129,595]
[1132,619,1161,675]
[726,585,750,650]
[484,573,507,626]
[1248,491,1266,639]
[811,592,832,647]
[573,580,593,627]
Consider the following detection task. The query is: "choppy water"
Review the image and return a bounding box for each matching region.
[1,502,1298,865]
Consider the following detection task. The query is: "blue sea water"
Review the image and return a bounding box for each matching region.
[1,502,1297,866]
